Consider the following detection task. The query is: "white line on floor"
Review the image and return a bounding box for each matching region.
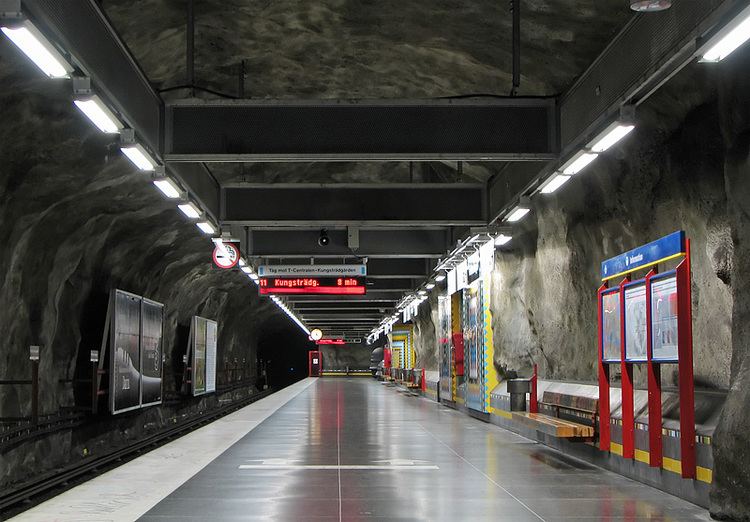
[238,464,440,470]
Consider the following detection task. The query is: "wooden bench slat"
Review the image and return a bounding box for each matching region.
[512,412,594,438]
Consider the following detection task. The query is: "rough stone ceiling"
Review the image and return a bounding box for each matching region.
[102,1,634,184]
[104,0,632,98]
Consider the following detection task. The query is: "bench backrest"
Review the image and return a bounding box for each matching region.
[541,391,598,413]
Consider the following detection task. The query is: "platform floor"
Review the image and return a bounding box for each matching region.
[14,378,711,521]
[142,379,707,521]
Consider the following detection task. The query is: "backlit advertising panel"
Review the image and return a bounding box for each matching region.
[140,299,164,406]
[193,316,207,396]
[651,274,679,362]
[111,290,142,414]
[206,319,218,393]
[601,289,621,362]
[624,283,648,362]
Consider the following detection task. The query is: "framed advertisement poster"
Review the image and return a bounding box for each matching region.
[205,319,218,393]
[624,282,648,362]
[601,288,621,362]
[192,316,207,396]
[651,273,679,362]
[110,290,142,414]
[140,299,164,407]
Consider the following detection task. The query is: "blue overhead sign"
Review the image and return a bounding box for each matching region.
[601,231,685,280]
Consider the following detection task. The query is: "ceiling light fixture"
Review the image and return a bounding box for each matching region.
[561,150,598,175]
[178,202,201,219]
[539,173,572,194]
[435,274,446,282]
[495,234,512,246]
[196,221,215,235]
[74,95,123,134]
[589,123,635,153]
[121,143,156,171]
[504,198,531,223]
[630,0,671,13]
[153,177,181,199]
[700,4,750,62]
[0,20,73,78]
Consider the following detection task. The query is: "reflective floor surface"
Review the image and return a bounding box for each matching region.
[140,378,710,521]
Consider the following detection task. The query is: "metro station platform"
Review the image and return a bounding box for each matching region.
[13,378,710,521]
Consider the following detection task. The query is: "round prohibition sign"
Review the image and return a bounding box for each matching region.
[212,242,240,269]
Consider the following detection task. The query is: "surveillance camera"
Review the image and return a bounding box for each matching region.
[318,229,330,247]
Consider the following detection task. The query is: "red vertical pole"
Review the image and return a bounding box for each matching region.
[530,363,538,413]
[308,351,313,377]
[677,240,696,478]
[597,283,610,451]
[421,368,426,392]
[619,277,634,459]
[645,270,662,468]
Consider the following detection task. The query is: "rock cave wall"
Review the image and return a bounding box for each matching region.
[0,44,281,488]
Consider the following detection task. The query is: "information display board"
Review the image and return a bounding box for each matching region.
[140,299,164,407]
[601,289,621,362]
[191,316,218,396]
[624,282,648,362]
[259,277,366,295]
[651,273,679,361]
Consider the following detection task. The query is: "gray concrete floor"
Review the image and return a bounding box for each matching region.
[140,378,711,521]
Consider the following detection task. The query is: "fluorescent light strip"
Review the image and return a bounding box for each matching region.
[505,207,530,223]
[196,221,215,234]
[540,173,572,194]
[701,8,750,62]
[120,144,156,171]
[590,124,634,153]
[1,22,72,78]
[74,96,123,134]
[240,266,253,274]
[435,274,446,282]
[495,234,512,246]
[178,203,200,219]
[153,178,181,199]
[562,151,598,175]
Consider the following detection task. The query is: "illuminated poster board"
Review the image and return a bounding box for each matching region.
[624,282,648,362]
[651,274,679,361]
[193,316,207,396]
[140,299,164,407]
[205,319,218,393]
[259,277,366,295]
[601,289,621,362]
[191,316,218,396]
[111,290,142,414]
[463,281,484,412]
[438,296,452,399]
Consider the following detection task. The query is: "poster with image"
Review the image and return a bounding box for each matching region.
[601,290,621,362]
[140,299,164,406]
[438,296,452,399]
[205,319,217,393]
[111,290,142,414]
[625,283,648,361]
[192,316,207,395]
[651,275,679,361]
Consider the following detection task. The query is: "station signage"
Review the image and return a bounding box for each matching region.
[259,276,367,295]
[316,339,346,345]
[258,264,366,277]
[601,231,685,280]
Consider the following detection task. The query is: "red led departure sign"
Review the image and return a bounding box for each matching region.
[316,339,346,345]
[259,277,366,295]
